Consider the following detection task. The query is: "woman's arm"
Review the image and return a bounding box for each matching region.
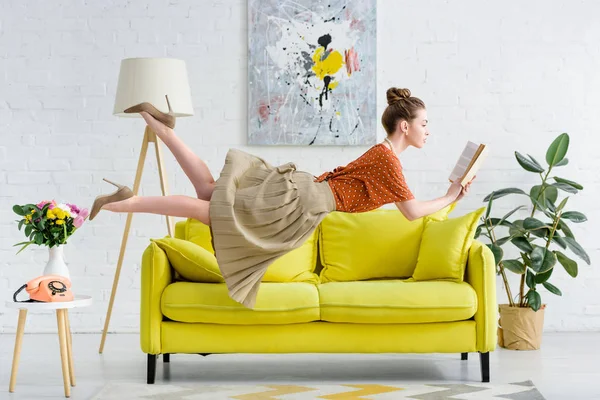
[395,196,455,221]
[395,181,467,221]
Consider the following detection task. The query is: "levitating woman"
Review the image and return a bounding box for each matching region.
[89,88,474,309]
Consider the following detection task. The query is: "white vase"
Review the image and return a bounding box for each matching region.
[42,245,70,279]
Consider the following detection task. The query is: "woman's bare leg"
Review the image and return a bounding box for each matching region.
[102,195,210,226]
[140,111,215,201]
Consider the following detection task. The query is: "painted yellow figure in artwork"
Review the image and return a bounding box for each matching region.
[311,47,343,90]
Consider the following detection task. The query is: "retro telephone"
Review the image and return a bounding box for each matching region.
[13,275,74,303]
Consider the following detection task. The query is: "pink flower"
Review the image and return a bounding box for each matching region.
[79,208,89,219]
[66,203,81,214]
[73,216,84,228]
[36,200,51,209]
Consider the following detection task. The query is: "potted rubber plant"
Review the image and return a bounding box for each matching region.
[475,133,590,350]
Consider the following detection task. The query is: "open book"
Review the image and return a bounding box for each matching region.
[448,141,488,186]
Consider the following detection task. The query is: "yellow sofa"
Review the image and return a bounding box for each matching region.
[140,208,498,384]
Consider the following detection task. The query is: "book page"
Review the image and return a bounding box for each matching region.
[461,145,488,185]
[449,141,480,183]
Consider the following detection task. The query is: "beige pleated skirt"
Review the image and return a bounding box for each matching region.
[208,148,336,309]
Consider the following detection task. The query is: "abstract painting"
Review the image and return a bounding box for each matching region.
[248,0,376,146]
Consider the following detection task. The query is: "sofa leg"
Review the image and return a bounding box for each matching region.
[461,352,468,360]
[479,352,490,382]
[163,353,170,363]
[147,354,157,384]
[198,353,211,357]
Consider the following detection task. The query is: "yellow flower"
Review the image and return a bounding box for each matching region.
[55,210,66,219]
[55,220,65,225]
[47,210,56,220]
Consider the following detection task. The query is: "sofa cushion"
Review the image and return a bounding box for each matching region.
[319,204,456,283]
[184,218,320,283]
[411,207,486,283]
[150,237,224,283]
[318,280,477,324]
[161,282,320,324]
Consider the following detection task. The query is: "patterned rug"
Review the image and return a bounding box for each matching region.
[92,381,545,399]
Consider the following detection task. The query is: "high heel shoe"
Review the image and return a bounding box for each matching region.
[123,94,176,129]
[89,178,134,221]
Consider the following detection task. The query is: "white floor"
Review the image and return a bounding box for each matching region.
[0,332,598,400]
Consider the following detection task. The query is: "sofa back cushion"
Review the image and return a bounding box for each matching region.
[318,204,456,282]
[410,207,486,283]
[182,219,319,283]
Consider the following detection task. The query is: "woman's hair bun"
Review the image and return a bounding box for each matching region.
[386,87,411,106]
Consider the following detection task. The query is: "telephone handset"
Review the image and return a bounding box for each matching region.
[13,275,74,303]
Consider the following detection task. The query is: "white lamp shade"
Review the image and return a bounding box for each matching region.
[113,57,194,118]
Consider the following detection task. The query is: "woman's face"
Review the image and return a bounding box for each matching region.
[400,108,429,148]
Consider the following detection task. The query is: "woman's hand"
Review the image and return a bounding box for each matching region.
[455,176,476,202]
[446,181,463,201]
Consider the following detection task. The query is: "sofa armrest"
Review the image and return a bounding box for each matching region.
[140,242,172,355]
[465,239,498,352]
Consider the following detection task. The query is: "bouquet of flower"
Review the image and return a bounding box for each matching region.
[13,200,89,254]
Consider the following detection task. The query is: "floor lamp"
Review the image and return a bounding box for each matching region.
[99,58,194,353]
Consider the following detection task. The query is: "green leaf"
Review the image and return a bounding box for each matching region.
[12,205,26,216]
[561,211,587,223]
[24,224,33,237]
[495,236,512,246]
[475,223,483,239]
[509,220,527,237]
[526,290,542,311]
[552,235,567,250]
[15,242,33,255]
[515,151,545,173]
[546,133,569,167]
[556,197,569,213]
[486,244,504,266]
[535,267,553,283]
[498,205,526,227]
[530,185,558,210]
[36,232,44,245]
[488,218,515,229]
[542,209,555,221]
[511,236,534,252]
[527,154,544,171]
[526,269,536,289]
[555,251,578,277]
[543,281,562,296]
[18,220,24,230]
[553,177,583,190]
[546,198,557,213]
[485,193,493,220]
[557,220,575,239]
[523,217,552,238]
[483,188,528,202]
[555,157,569,167]
[475,223,484,239]
[502,259,526,274]
[552,182,579,194]
[530,245,557,273]
[563,237,591,265]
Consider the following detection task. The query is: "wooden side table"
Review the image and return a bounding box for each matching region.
[5,295,92,398]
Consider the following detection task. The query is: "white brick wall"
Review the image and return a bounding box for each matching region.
[1,0,598,334]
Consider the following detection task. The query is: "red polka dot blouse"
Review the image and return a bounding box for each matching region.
[314,143,415,213]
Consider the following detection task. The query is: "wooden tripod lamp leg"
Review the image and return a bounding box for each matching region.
[99,127,150,354]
